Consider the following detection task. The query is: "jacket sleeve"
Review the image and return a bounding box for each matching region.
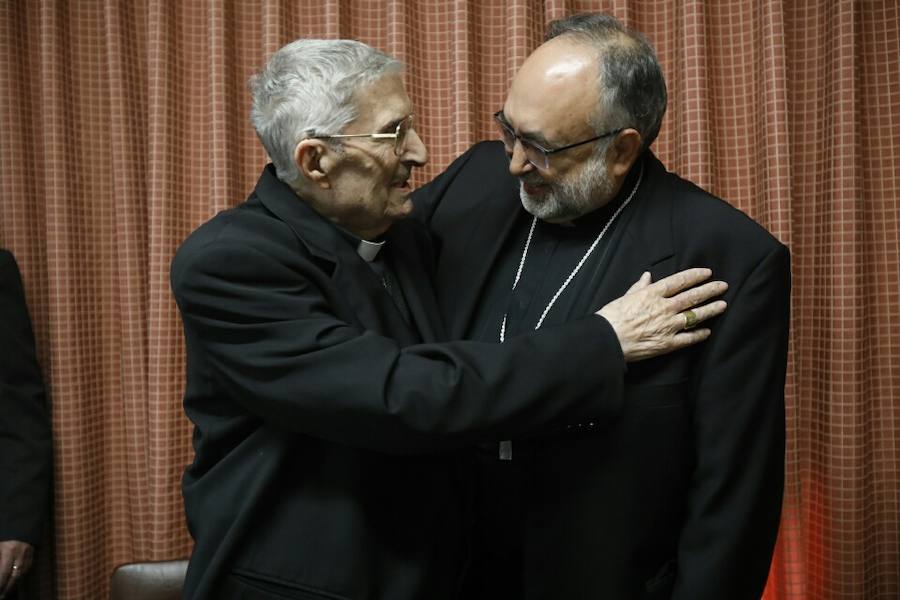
[0,251,52,545]
[171,238,627,454]
[672,244,790,599]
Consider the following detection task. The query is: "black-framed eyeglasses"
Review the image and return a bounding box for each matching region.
[493,110,622,170]
[308,114,415,156]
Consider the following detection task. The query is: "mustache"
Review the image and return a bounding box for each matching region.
[520,173,546,187]
[393,169,412,183]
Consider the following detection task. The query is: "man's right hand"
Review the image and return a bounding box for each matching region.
[0,540,34,599]
[597,268,728,362]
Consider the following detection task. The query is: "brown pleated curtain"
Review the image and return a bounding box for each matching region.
[1,1,898,599]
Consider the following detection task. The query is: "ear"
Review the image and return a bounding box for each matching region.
[607,128,643,179]
[294,139,335,190]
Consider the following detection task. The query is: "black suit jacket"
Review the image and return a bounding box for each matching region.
[414,142,790,600]
[0,250,52,546]
[171,165,635,600]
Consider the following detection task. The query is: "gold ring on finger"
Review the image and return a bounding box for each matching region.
[682,309,698,330]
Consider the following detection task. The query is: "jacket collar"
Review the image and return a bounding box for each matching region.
[254,164,349,265]
[579,151,676,311]
[252,164,442,343]
[618,151,675,263]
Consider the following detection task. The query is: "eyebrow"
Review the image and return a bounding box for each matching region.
[380,117,403,132]
[377,113,411,133]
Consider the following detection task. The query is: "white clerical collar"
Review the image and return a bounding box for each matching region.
[356,238,385,262]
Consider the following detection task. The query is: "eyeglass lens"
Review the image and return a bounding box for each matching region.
[495,119,547,170]
[395,116,413,155]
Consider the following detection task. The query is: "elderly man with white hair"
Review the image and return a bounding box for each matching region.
[171,38,725,600]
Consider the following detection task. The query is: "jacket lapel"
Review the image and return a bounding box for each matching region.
[253,165,420,345]
[383,220,447,343]
[577,152,677,313]
[437,171,525,338]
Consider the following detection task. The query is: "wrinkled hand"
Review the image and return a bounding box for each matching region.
[0,540,34,599]
[597,268,728,362]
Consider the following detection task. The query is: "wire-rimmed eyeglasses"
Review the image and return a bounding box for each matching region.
[493,110,623,170]
[308,114,415,156]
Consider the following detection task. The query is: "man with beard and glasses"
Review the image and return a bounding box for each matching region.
[171,38,726,600]
[414,13,790,600]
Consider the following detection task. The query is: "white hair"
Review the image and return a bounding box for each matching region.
[248,39,401,187]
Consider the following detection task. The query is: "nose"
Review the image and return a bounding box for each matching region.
[507,140,535,178]
[402,128,428,167]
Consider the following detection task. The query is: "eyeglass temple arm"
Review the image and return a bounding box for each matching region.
[313,132,398,140]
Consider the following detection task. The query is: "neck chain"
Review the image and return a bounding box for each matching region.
[499,163,643,343]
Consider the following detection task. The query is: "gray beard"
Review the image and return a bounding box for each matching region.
[519,154,616,222]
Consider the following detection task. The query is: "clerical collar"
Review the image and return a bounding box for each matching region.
[356,238,385,262]
[332,224,386,262]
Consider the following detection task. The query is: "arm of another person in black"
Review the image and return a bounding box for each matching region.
[0,250,52,597]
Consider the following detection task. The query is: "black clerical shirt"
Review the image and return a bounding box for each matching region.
[470,178,634,346]
[461,165,641,599]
